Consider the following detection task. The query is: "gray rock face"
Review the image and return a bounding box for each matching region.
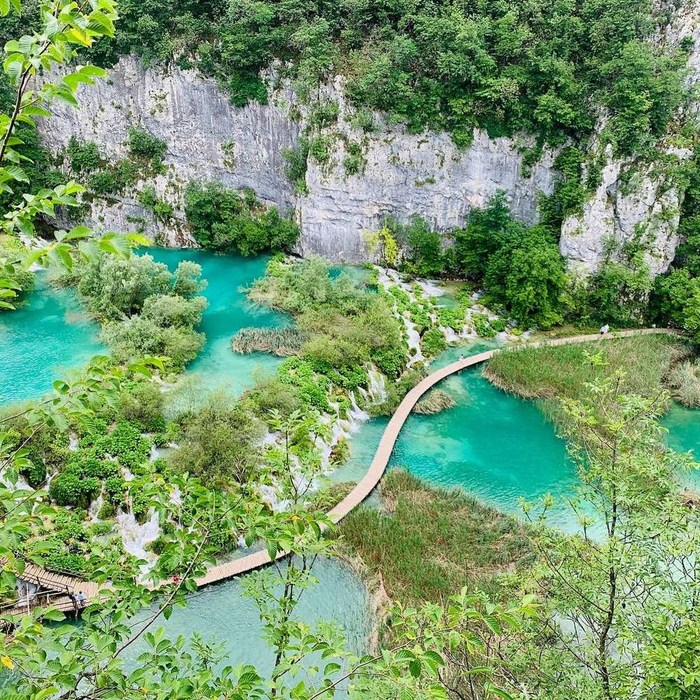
[38,7,700,273]
[559,145,687,276]
[39,56,299,245]
[38,57,556,260]
[299,86,557,260]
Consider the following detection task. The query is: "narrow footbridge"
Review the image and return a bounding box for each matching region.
[3,329,678,609]
[2,563,101,617]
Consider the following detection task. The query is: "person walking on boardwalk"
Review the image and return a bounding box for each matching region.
[77,591,87,609]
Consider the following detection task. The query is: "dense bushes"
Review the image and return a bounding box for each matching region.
[184,181,299,255]
[452,194,567,328]
[87,0,690,155]
[72,253,208,370]
[171,394,264,489]
[241,257,406,419]
[0,238,36,310]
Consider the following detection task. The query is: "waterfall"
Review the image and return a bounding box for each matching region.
[16,579,39,606]
[89,494,104,522]
[116,508,160,573]
[404,316,424,366]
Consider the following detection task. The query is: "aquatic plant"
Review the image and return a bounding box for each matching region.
[231,327,306,356]
[413,389,456,415]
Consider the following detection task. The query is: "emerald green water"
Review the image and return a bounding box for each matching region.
[0,275,103,406]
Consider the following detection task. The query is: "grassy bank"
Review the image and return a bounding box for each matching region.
[337,469,535,605]
[485,334,693,420]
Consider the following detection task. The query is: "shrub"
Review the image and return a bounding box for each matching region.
[283,139,309,193]
[137,185,174,222]
[473,314,496,338]
[49,471,100,509]
[171,395,264,488]
[421,327,447,357]
[184,181,299,255]
[117,380,166,432]
[127,127,167,167]
[68,137,101,173]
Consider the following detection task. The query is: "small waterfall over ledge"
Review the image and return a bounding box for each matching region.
[116,508,160,574]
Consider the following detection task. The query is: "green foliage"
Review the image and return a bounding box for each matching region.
[282,138,309,194]
[184,181,299,255]
[86,158,140,196]
[651,268,700,341]
[473,313,497,338]
[453,194,567,328]
[420,327,446,357]
[486,227,566,329]
[74,253,207,370]
[67,137,101,174]
[171,394,264,488]
[384,215,446,278]
[97,0,690,155]
[585,254,653,327]
[127,126,167,169]
[137,184,174,222]
[539,147,588,230]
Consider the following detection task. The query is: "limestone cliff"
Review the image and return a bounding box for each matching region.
[38,2,700,270]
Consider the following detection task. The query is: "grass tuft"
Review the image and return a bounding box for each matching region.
[231,327,306,356]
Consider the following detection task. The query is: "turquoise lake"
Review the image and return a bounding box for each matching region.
[0,274,103,405]
[2,249,699,659]
[146,248,288,409]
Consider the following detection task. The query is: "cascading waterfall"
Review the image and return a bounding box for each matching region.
[16,579,39,606]
[116,508,160,573]
[89,494,104,522]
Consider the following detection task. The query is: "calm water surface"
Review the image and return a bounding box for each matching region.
[0,274,103,405]
[147,248,288,402]
[123,556,372,673]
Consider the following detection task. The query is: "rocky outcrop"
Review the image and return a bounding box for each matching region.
[559,4,700,275]
[39,57,300,245]
[39,56,556,260]
[38,1,700,272]
[559,145,687,276]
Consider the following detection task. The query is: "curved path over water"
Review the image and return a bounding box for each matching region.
[8,328,678,607]
[197,328,676,586]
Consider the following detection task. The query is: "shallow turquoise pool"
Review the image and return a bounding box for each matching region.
[0,274,103,405]
[336,358,578,529]
[123,556,372,674]
[147,248,288,401]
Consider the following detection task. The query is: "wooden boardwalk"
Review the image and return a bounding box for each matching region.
[2,563,101,617]
[198,328,676,584]
[5,328,678,605]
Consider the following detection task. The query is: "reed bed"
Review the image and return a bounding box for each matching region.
[231,327,306,356]
[339,469,535,604]
[485,334,690,402]
[413,389,456,415]
[667,359,700,407]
